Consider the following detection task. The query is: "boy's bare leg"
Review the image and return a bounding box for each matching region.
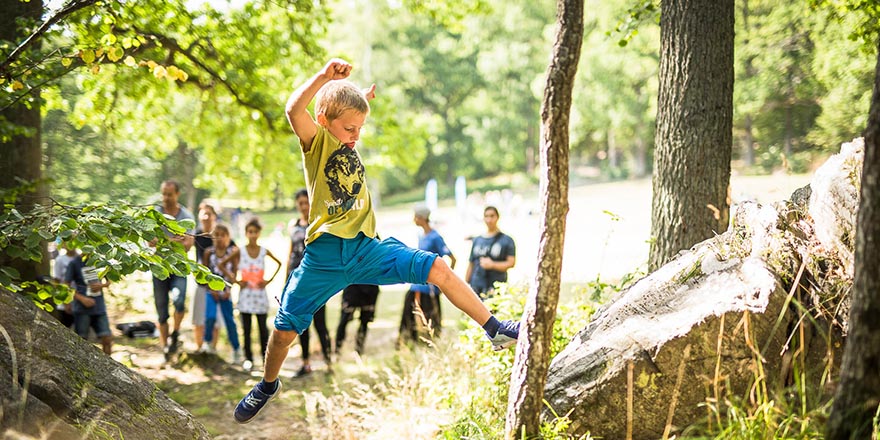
[262,329,298,382]
[426,258,491,326]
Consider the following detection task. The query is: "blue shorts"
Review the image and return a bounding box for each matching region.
[275,233,437,334]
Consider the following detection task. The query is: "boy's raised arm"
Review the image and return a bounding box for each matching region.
[285,59,353,151]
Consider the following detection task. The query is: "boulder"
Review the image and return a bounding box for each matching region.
[0,290,210,440]
[543,140,861,438]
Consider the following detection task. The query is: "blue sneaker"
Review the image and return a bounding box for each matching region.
[488,320,520,351]
[234,379,281,424]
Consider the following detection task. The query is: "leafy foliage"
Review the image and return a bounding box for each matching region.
[607,0,660,47]
[0,184,224,311]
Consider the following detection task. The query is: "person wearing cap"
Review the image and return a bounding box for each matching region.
[398,205,456,345]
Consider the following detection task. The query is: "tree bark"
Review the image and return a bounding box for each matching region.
[649,0,734,271]
[504,0,582,437]
[0,0,48,281]
[826,37,880,440]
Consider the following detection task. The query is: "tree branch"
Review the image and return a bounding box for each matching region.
[0,0,100,75]
[135,28,277,130]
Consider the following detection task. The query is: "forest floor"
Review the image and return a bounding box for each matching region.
[106,173,812,439]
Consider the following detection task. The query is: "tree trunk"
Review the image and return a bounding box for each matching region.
[649,0,734,271]
[741,0,755,168]
[743,113,755,167]
[504,0,582,437]
[826,37,880,440]
[0,0,48,281]
[632,136,649,178]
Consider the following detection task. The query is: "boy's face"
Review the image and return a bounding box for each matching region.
[320,109,367,148]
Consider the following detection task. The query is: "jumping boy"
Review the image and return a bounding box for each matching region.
[233,58,520,423]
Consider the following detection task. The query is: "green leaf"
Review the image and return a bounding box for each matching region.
[207,277,226,291]
[25,232,42,248]
[6,246,23,259]
[150,264,169,280]
[1,266,21,279]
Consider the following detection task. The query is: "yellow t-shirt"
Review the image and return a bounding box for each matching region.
[301,126,377,244]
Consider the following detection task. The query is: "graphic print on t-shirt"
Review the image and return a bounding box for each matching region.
[324,146,365,215]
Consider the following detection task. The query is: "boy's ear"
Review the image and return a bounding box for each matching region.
[316,113,328,127]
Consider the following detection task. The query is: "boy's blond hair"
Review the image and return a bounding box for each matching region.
[315,80,369,121]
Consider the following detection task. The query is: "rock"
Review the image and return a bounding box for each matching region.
[543,139,860,438]
[0,290,210,440]
[808,137,863,277]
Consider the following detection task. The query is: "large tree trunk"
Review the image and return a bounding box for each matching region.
[0,0,48,281]
[504,0,582,437]
[0,290,210,439]
[649,0,735,271]
[826,38,880,440]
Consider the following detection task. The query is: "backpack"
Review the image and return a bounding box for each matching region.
[116,321,157,338]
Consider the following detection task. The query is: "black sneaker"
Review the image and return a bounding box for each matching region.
[294,365,312,378]
[169,330,180,354]
[487,319,520,351]
[234,380,281,424]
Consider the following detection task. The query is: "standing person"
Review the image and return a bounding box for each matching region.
[203,224,243,363]
[66,253,113,355]
[288,188,333,377]
[399,205,455,344]
[152,180,195,359]
[52,241,77,328]
[234,59,520,424]
[336,284,380,355]
[193,202,230,353]
[237,218,282,371]
[466,206,516,299]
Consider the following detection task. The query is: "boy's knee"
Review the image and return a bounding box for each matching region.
[428,258,455,285]
[271,329,298,346]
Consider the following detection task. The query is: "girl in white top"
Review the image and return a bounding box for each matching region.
[237,218,282,370]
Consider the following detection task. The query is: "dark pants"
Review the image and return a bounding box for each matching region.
[336,284,379,354]
[398,289,443,344]
[299,305,331,361]
[240,312,269,363]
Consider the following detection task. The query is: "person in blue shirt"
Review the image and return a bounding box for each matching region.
[66,253,113,355]
[398,205,456,344]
